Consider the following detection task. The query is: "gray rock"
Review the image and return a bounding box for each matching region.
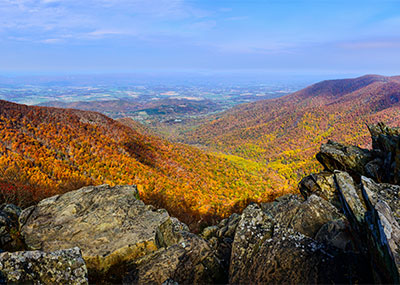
[201,212,241,282]
[216,213,241,239]
[124,232,224,284]
[291,195,343,238]
[261,194,302,226]
[365,158,384,181]
[0,247,88,284]
[315,218,353,251]
[316,140,373,176]
[19,184,224,283]
[20,185,170,280]
[229,202,368,284]
[334,171,400,283]
[368,122,400,184]
[361,176,400,281]
[229,203,274,283]
[201,225,218,240]
[360,176,400,222]
[334,171,367,224]
[262,194,343,239]
[0,204,22,251]
[156,217,189,248]
[299,171,341,209]
[317,123,400,185]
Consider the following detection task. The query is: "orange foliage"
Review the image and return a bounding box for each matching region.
[182,75,400,197]
[0,100,279,230]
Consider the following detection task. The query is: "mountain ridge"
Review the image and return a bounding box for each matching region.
[1,74,400,228]
[0,99,277,229]
[181,74,400,194]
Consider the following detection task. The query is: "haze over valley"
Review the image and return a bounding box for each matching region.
[1,0,400,283]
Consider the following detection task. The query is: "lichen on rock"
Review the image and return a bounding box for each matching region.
[0,247,88,284]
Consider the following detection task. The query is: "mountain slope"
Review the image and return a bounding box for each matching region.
[183,75,400,192]
[0,100,280,229]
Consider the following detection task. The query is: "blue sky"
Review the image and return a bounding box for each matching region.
[1,0,400,75]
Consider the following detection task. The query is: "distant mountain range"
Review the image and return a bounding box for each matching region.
[1,74,400,230]
[182,74,400,190]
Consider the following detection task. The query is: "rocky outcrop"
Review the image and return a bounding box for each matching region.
[368,122,400,183]
[316,140,374,178]
[0,204,23,251]
[201,213,240,281]
[262,194,343,238]
[334,171,400,283]
[228,197,368,284]
[317,122,400,185]
[299,171,341,208]
[19,184,223,283]
[0,247,88,284]
[227,123,400,284]
[20,184,168,280]
[312,123,400,283]
[124,231,224,284]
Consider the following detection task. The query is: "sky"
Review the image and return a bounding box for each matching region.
[1,0,400,75]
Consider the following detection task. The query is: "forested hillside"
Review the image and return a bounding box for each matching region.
[0,100,280,229]
[2,75,400,230]
[183,75,400,192]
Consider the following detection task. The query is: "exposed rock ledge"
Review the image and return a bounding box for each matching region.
[19,184,224,283]
[1,122,400,284]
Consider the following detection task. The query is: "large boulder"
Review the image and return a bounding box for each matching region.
[316,140,373,177]
[229,199,367,284]
[299,171,341,209]
[316,123,400,185]
[0,247,88,284]
[368,122,400,184]
[19,185,171,280]
[229,203,274,283]
[261,194,343,239]
[0,204,23,251]
[124,231,224,284]
[19,184,223,283]
[334,171,400,283]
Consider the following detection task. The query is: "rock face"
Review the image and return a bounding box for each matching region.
[228,198,368,284]
[227,123,400,284]
[316,122,400,185]
[201,213,240,282]
[316,140,373,177]
[124,231,224,284]
[20,184,167,279]
[312,123,400,283]
[368,122,400,184]
[299,171,341,208]
[0,204,23,251]
[19,184,223,283]
[0,247,88,284]
[335,171,400,283]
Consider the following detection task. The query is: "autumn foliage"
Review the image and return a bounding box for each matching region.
[0,100,283,229]
[182,75,400,197]
[2,75,400,230]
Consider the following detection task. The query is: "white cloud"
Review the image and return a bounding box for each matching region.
[85,29,137,38]
[40,38,64,44]
[0,0,207,43]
